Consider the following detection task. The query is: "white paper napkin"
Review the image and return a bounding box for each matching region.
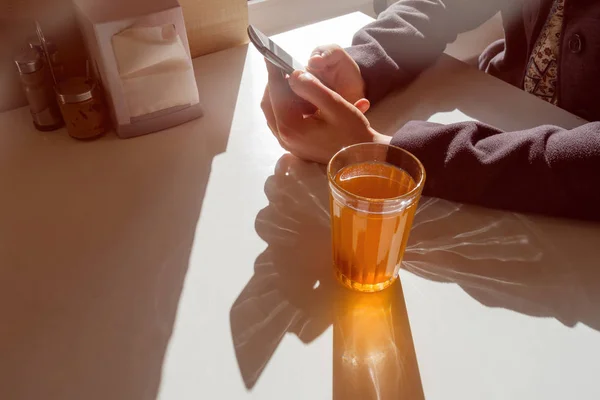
[112,24,200,118]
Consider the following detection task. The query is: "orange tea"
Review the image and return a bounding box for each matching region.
[330,160,420,292]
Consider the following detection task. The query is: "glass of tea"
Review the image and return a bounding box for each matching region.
[328,143,426,292]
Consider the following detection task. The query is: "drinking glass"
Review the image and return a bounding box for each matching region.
[328,143,426,292]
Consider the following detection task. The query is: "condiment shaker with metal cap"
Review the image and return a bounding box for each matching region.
[14,48,64,131]
[56,77,107,140]
[27,35,65,82]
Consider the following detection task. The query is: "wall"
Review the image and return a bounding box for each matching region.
[179,0,248,58]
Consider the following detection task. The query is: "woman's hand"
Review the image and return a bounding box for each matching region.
[261,61,390,164]
[307,44,368,112]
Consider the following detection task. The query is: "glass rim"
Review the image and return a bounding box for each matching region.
[327,142,426,203]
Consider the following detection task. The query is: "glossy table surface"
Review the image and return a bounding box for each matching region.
[1,12,599,400]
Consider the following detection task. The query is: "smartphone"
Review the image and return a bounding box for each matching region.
[248,25,304,75]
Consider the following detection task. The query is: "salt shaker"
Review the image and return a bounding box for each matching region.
[56,77,107,140]
[14,49,63,131]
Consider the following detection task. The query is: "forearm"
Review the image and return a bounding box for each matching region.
[347,0,501,102]
[388,120,600,221]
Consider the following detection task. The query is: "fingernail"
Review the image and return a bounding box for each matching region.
[298,72,315,82]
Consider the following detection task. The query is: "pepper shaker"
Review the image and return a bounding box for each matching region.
[14,49,64,131]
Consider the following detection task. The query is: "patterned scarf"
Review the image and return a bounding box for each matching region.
[523,0,566,105]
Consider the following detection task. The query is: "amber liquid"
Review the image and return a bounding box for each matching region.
[331,162,419,292]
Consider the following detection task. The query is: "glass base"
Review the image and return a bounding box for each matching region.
[335,269,398,293]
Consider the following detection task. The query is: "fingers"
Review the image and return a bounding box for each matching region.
[265,60,320,140]
[307,44,366,108]
[261,85,289,150]
[266,61,304,128]
[288,70,351,121]
[265,58,289,85]
[308,44,346,70]
[261,86,276,133]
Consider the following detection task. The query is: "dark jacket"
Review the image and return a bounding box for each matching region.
[347,0,600,221]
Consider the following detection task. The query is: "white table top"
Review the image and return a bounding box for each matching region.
[1,12,599,400]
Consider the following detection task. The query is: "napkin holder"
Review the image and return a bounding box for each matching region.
[73,0,203,138]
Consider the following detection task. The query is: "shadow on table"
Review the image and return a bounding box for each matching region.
[231,153,600,394]
[402,197,600,332]
[230,155,424,398]
[0,46,248,400]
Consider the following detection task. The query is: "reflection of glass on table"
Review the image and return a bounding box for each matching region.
[328,143,426,292]
[333,282,425,400]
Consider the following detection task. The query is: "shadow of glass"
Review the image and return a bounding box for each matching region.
[231,151,600,393]
[403,197,600,331]
[230,155,334,389]
[0,46,249,400]
[230,154,424,398]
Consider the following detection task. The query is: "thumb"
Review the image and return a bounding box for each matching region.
[288,70,350,121]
